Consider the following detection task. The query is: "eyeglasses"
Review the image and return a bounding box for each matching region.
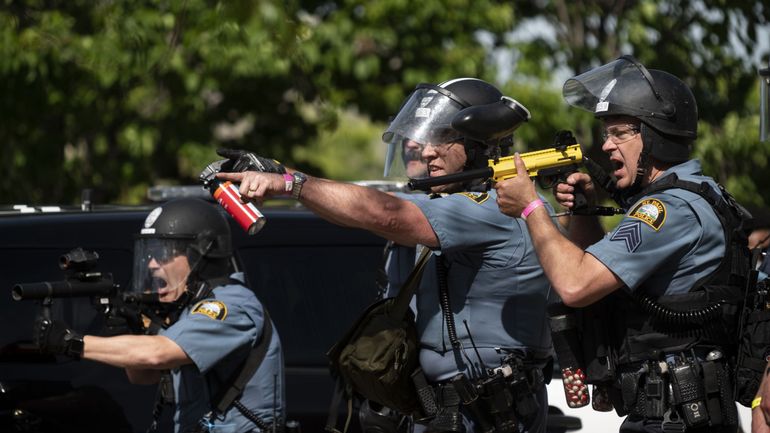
[421,141,459,152]
[601,124,641,144]
[150,249,183,264]
[144,239,189,264]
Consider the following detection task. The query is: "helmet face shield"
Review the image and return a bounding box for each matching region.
[382,84,466,179]
[383,137,430,180]
[564,56,697,147]
[563,57,672,121]
[131,236,195,301]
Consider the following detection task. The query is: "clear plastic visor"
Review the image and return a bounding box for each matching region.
[563,57,664,118]
[131,236,195,296]
[382,87,464,179]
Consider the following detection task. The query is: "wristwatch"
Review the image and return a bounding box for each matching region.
[291,172,308,200]
[64,331,84,358]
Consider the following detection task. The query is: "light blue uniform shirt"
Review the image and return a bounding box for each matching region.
[587,160,726,297]
[392,190,553,381]
[161,273,285,433]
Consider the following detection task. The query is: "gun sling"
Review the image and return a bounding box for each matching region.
[213,309,274,415]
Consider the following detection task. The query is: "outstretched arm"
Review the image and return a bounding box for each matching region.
[216,171,439,248]
[34,318,192,384]
[494,154,623,307]
[83,334,192,372]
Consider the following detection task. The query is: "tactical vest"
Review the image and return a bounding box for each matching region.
[584,173,751,375]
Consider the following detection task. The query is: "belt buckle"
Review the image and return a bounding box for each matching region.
[661,409,685,433]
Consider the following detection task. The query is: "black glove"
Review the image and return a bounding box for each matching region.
[216,148,287,174]
[199,148,286,183]
[104,297,145,336]
[33,316,84,358]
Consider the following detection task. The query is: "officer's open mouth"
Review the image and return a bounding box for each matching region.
[150,276,168,290]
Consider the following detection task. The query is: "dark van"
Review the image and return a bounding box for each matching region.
[0,188,581,432]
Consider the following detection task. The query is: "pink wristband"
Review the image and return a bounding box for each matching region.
[282,173,294,194]
[521,199,544,220]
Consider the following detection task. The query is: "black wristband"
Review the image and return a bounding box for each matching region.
[64,332,85,358]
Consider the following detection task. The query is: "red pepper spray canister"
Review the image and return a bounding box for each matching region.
[548,302,590,408]
[206,179,266,235]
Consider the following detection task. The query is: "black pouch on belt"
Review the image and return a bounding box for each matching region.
[451,374,495,433]
[669,362,709,428]
[620,370,641,416]
[644,364,667,419]
[428,384,464,433]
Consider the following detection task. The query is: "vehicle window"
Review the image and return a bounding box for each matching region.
[238,245,382,366]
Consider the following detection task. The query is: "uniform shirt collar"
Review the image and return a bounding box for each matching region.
[653,159,702,182]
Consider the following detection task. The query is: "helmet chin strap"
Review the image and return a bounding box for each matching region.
[459,139,496,193]
[616,139,652,207]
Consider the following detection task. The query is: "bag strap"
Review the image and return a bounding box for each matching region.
[324,380,352,433]
[389,247,432,320]
[213,309,274,414]
[324,247,432,433]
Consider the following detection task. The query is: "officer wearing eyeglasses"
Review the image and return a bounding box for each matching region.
[495,56,752,433]
[217,78,557,433]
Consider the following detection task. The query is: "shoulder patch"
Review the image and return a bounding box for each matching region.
[456,191,489,204]
[610,221,642,252]
[191,300,228,321]
[627,198,667,231]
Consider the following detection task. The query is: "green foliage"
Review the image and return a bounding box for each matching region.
[510,0,770,209]
[1,0,768,211]
[0,0,516,204]
[293,109,385,180]
[1,0,316,204]
[296,0,515,119]
[695,96,769,206]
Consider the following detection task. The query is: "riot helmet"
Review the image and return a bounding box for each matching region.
[131,198,233,304]
[382,78,531,184]
[563,55,697,163]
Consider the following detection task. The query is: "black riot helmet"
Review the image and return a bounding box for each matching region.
[563,55,698,163]
[131,198,234,302]
[382,78,531,183]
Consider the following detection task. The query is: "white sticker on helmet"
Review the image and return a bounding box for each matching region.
[596,101,609,112]
[144,207,163,228]
[595,78,617,113]
[415,107,431,118]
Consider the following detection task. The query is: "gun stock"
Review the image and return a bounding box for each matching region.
[408,144,582,191]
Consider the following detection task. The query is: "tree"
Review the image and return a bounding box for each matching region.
[509,0,770,206]
[2,0,768,208]
[0,0,516,204]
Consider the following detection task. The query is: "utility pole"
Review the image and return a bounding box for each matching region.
[761,64,769,142]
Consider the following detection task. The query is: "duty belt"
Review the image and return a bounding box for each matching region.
[411,360,545,433]
[615,353,738,432]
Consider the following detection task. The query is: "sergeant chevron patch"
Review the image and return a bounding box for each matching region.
[610,221,642,252]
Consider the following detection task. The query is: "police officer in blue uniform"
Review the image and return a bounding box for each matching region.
[495,56,752,433]
[218,78,556,433]
[34,198,285,433]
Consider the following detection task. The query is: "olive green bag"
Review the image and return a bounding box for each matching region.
[325,248,432,432]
